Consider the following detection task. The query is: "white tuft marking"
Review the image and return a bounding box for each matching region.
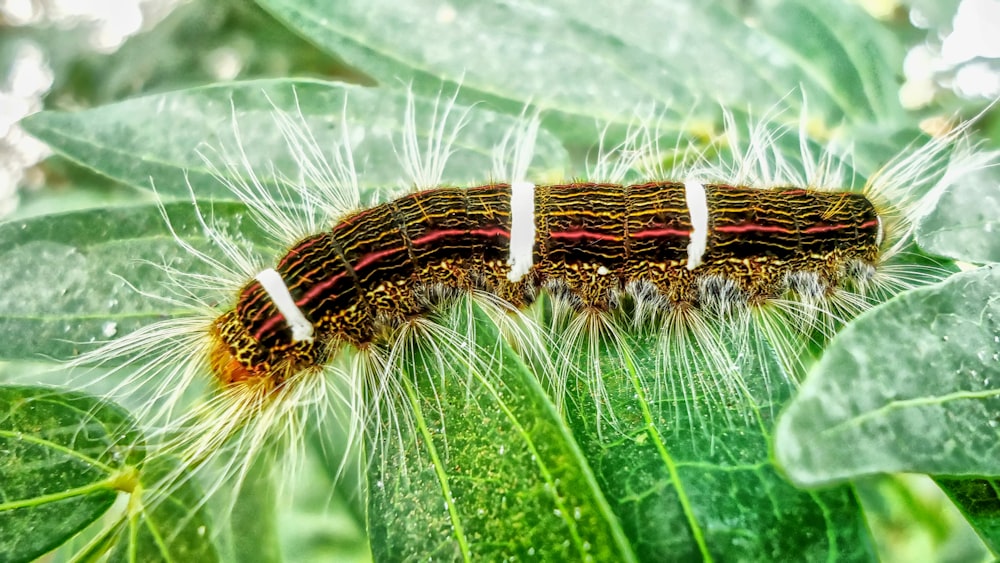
[875,214,884,247]
[684,179,709,270]
[597,265,610,276]
[507,181,536,282]
[255,268,314,342]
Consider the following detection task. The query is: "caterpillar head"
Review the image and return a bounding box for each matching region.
[208,310,317,388]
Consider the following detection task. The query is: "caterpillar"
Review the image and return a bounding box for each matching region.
[213,180,882,386]
[54,85,993,560]
[189,95,931,441]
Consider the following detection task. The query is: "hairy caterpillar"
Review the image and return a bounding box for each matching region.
[51,84,994,559]
[213,179,882,384]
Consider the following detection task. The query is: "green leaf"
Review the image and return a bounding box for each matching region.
[108,456,219,563]
[774,266,1000,485]
[19,79,570,200]
[259,0,904,143]
[0,385,144,563]
[0,202,273,363]
[937,477,1000,556]
[559,320,874,559]
[918,165,1000,264]
[366,300,637,561]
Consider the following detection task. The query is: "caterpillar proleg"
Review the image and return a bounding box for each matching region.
[45,83,996,559]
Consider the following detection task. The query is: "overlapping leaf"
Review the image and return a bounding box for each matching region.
[107,457,220,563]
[776,266,1000,484]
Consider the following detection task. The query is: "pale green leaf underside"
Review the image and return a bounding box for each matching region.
[919,165,1000,264]
[260,0,904,144]
[0,202,272,363]
[226,456,282,563]
[20,79,570,201]
[775,266,1000,485]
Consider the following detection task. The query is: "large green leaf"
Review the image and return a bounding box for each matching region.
[366,302,636,560]
[362,293,875,560]
[259,0,905,143]
[0,202,272,363]
[775,266,1000,485]
[559,318,874,559]
[0,385,144,563]
[20,79,570,200]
